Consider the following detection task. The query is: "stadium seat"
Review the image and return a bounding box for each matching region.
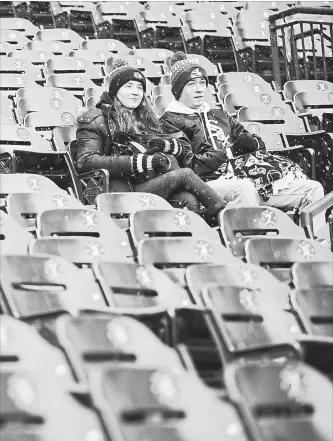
[0,72,39,94]
[35,313,185,384]
[6,192,84,229]
[7,49,59,64]
[15,86,82,109]
[136,4,184,51]
[223,90,289,116]
[30,236,130,265]
[96,192,172,229]
[0,367,108,441]
[127,48,173,66]
[16,96,84,125]
[0,17,38,38]
[34,28,84,48]
[88,365,246,441]
[201,283,303,356]
[130,209,221,251]
[43,57,104,81]
[245,237,333,282]
[294,91,333,131]
[36,208,132,257]
[216,72,274,91]
[0,29,30,49]
[24,109,76,133]
[0,41,13,56]
[0,57,43,81]
[0,254,107,316]
[225,359,333,441]
[0,95,17,125]
[292,261,333,288]
[25,40,73,54]
[0,211,32,255]
[53,125,77,151]
[291,287,333,337]
[284,79,333,101]
[94,261,191,310]
[137,237,239,268]
[68,49,115,64]
[0,315,74,387]
[186,262,291,308]
[0,173,67,195]
[181,10,235,69]
[46,73,97,96]
[81,38,129,54]
[220,207,305,259]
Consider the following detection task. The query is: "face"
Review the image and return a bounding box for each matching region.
[178,77,207,109]
[116,80,144,110]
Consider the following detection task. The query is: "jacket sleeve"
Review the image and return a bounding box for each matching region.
[160,114,228,177]
[76,118,133,178]
[226,112,266,149]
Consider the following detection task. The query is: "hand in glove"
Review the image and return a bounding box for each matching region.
[147,137,183,156]
[130,153,170,175]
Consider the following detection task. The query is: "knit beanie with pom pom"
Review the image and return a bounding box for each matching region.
[170,52,208,100]
[108,58,146,97]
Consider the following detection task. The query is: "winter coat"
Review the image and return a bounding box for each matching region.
[160,100,264,181]
[76,92,189,191]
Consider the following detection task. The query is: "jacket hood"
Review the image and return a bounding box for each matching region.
[96,91,113,110]
[164,99,211,115]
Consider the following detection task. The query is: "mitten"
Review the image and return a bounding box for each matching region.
[130,154,154,175]
[151,153,171,172]
[147,138,183,156]
[231,134,259,157]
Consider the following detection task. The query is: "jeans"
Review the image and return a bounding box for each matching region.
[261,179,325,234]
[207,176,260,207]
[134,168,226,215]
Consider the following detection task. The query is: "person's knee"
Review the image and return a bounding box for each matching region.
[169,191,200,212]
[300,180,324,208]
[232,179,259,206]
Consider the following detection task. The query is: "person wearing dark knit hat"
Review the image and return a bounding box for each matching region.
[159,51,262,208]
[76,58,227,216]
[160,52,324,217]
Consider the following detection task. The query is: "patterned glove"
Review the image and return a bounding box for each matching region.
[147,138,183,157]
[151,153,170,171]
[130,154,154,175]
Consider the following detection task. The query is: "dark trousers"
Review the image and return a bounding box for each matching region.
[134,168,226,215]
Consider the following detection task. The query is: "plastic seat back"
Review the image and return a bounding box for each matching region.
[292,261,333,288]
[96,192,172,229]
[0,211,32,255]
[0,173,66,195]
[220,207,305,259]
[0,254,107,317]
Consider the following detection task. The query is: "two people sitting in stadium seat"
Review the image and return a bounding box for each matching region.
[160,52,324,214]
[76,59,227,217]
[76,52,324,220]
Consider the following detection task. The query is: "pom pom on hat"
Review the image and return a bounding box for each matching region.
[170,51,188,66]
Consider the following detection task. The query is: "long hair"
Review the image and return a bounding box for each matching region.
[110,94,161,135]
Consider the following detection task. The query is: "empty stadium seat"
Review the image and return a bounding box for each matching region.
[0,254,107,316]
[292,261,333,288]
[220,207,305,259]
[36,208,132,257]
[43,57,104,81]
[96,192,172,229]
[0,211,33,255]
[245,237,333,282]
[6,192,84,229]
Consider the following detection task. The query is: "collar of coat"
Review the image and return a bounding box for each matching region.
[164,99,211,115]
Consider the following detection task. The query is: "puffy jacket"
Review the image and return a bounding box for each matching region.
[160,100,264,181]
[76,92,193,190]
[76,92,134,180]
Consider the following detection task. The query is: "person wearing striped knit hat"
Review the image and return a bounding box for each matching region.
[76,58,227,216]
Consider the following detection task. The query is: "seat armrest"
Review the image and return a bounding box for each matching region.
[300,191,333,239]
